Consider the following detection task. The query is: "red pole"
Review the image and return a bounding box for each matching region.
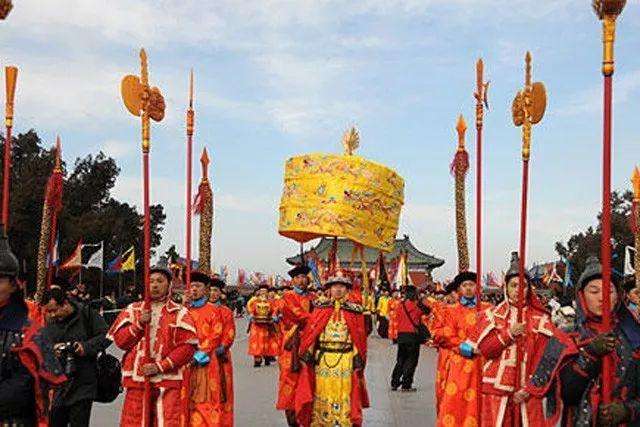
[600,73,613,403]
[185,70,194,288]
[474,58,485,427]
[2,125,12,231]
[142,148,152,427]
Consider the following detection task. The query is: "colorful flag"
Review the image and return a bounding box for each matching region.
[84,243,103,269]
[60,240,83,270]
[121,247,136,272]
[106,254,122,274]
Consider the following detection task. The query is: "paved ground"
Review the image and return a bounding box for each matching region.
[92,318,437,426]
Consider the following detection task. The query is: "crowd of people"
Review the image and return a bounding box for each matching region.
[2,221,640,427]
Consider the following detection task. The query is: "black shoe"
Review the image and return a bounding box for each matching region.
[265,359,271,366]
[391,385,399,391]
[401,387,417,392]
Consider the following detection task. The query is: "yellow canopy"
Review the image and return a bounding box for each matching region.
[278,152,404,252]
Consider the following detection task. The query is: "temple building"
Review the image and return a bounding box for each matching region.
[286,235,444,288]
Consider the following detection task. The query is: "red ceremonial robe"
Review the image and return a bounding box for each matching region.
[469,295,572,427]
[294,300,370,427]
[276,290,313,411]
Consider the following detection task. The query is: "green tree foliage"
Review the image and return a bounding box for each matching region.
[555,190,633,282]
[1,130,166,295]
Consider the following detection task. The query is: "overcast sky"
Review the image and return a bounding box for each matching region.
[3,0,639,280]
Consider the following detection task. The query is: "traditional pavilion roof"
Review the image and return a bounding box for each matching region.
[286,235,445,270]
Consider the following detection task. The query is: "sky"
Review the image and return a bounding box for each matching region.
[2,0,639,281]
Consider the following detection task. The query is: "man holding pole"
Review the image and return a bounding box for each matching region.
[188,271,235,427]
[276,264,313,427]
[470,253,566,426]
[108,265,198,426]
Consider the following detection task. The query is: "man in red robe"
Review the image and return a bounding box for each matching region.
[294,274,370,427]
[188,272,235,427]
[276,264,313,427]
[108,265,198,427]
[469,253,570,427]
[430,271,490,427]
[247,284,281,367]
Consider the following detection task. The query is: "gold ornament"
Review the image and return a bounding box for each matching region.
[342,126,360,156]
[512,52,546,161]
[593,0,626,76]
[0,0,13,19]
[197,149,213,274]
[120,49,165,152]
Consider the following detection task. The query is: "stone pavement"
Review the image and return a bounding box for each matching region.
[92,318,437,426]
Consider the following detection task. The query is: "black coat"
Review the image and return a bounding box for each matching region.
[44,301,111,406]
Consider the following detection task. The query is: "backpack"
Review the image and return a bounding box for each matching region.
[79,305,122,403]
[95,351,122,403]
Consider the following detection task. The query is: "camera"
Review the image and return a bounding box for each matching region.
[54,342,77,376]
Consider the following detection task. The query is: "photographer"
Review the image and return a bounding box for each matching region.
[42,286,111,427]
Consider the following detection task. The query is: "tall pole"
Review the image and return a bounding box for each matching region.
[512,51,546,425]
[593,0,626,404]
[473,58,488,426]
[120,48,165,427]
[186,70,194,289]
[2,66,17,232]
[632,167,640,289]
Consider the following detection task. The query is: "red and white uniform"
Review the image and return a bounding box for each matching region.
[108,299,198,427]
[469,300,561,427]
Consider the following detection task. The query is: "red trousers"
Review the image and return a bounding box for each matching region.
[120,387,184,427]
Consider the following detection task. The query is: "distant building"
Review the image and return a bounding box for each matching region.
[286,235,445,288]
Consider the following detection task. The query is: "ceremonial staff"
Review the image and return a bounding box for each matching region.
[452,114,469,272]
[592,0,626,403]
[632,167,640,288]
[2,66,17,232]
[195,148,213,273]
[120,48,165,427]
[186,70,194,288]
[35,137,63,303]
[474,59,488,307]
[511,51,546,425]
[473,57,489,427]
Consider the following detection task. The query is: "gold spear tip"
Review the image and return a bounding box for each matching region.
[5,66,18,105]
[525,51,532,63]
[632,166,640,198]
[201,147,210,168]
[140,48,147,60]
[54,136,62,172]
[456,114,467,134]
[456,114,467,149]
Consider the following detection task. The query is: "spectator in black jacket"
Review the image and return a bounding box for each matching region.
[42,286,111,427]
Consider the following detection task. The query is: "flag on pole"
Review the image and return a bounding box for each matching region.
[624,246,636,276]
[60,240,83,270]
[84,243,104,269]
[47,233,60,268]
[121,247,136,272]
[106,254,122,274]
